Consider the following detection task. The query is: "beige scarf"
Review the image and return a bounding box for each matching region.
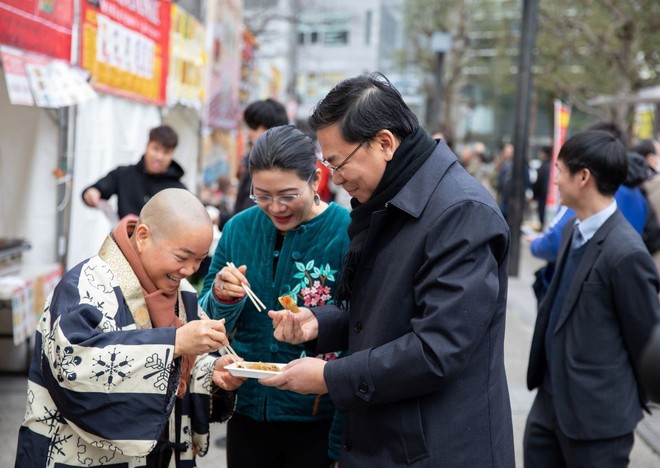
[112,215,194,398]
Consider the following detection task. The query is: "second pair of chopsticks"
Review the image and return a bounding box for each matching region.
[226,262,267,312]
[225,343,240,362]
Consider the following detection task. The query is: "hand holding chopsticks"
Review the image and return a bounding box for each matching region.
[213,261,267,312]
[225,262,267,312]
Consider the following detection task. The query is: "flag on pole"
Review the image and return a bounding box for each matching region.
[545,100,571,223]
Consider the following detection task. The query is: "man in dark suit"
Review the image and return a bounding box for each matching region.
[524,130,660,467]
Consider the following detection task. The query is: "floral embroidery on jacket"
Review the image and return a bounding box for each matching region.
[291,260,341,362]
[290,261,336,307]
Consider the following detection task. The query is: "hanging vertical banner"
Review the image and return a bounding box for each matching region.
[545,99,571,218]
[239,28,257,106]
[167,4,207,110]
[79,0,171,104]
[204,0,243,129]
[0,0,73,61]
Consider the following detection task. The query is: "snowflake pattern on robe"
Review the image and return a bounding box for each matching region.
[36,406,64,436]
[47,425,73,465]
[91,347,133,388]
[53,344,83,383]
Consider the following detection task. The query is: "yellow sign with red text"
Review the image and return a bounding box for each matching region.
[79,0,171,104]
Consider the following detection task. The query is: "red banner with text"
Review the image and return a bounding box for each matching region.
[79,0,171,104]
[0,0,73,60]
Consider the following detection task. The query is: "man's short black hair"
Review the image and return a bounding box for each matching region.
[558,130,627,196]
[243,98,289,130]
[149,125,178,149]
[584,120,627,148]
[308,72,418,143]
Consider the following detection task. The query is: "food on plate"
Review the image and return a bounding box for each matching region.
[278,294,301,313]
[236,362,281,372]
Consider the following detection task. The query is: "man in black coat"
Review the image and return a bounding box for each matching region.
[82,124,186,218]
[524,130,660,466]
[262,73,514,467]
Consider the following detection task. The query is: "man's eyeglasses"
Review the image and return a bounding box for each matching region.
[249,173,313,206]
[320,142,363,175]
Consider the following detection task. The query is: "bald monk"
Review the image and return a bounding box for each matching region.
[16,188,245,467]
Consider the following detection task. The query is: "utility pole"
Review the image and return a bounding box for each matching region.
[509,0,539,277]
[427,32,451,132]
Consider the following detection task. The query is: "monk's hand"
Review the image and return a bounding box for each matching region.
[212,354,246,391]
[174,319,227,357]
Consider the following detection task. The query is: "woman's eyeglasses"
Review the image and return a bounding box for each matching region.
[250,192,304,206]
[249,173,314,206]
[320,142,363,175]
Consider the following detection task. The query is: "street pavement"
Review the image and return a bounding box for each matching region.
[1,245,660,466]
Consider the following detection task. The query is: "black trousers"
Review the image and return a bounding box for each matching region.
[523,387,634,468]
[226,413,332,468]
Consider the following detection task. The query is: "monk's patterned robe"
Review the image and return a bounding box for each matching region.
[15,235,233,467]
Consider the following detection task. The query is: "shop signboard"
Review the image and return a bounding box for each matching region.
[167,4,207,110]
[1,45,96,108]
[204,0,242,129]
[0,0,73,61]
[79,0,171,104]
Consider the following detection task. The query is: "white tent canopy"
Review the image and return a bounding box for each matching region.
[588,85,660,106]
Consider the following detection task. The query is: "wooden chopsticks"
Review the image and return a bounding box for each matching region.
[225,343,240,362]
[226,262,267,312]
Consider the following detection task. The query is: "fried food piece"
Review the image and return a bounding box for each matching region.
[237,362,281,372]
[278,295,301,313]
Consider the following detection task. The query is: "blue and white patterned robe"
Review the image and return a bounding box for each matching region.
[15,235,233,467]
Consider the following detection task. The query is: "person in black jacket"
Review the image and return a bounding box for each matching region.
[532,145,552,229]
[82,125,186,218]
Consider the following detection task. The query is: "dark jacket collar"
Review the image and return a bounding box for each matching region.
[388,139,457,218]
[136,155,185,179]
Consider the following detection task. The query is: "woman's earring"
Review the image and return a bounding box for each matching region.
[314,193,321,206]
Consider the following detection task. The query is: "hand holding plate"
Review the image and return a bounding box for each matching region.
[259,357,328,395]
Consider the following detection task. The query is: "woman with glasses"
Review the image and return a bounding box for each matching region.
[199,124,350,468]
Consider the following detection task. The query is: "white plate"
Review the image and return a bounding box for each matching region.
[225,361,285,379]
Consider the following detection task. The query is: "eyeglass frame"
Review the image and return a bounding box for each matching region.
[249,172,314,206]
[320,142,363,175]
